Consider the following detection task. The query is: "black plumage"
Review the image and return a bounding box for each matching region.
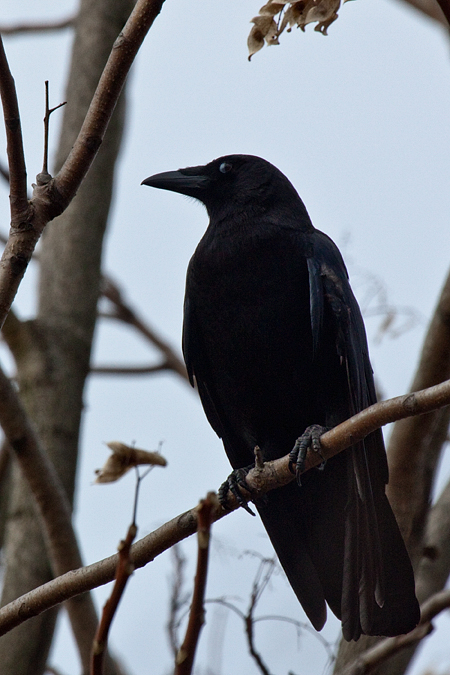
[142,154,420,640]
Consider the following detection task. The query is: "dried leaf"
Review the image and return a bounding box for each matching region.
[303,0,340,33]
[248,15,280,60]
[259,1,287,16]
[95,441,167,483]
[248,0,345,57]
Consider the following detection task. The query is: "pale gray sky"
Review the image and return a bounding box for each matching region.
[1,1,450,673]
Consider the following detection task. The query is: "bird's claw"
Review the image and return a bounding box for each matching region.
[289,424,328,486]
[219,465,256,516]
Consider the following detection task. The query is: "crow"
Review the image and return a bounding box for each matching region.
[142,154,420,640]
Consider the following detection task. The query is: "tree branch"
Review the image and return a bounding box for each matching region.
[0,0,166,331]
[0,38,28,215]
[388,267,450,552]
[99,276,189,382]
[91,523,137,675]
[91,363,173,375]
[0,16,75,36]
[0,378,448,637]
[435,0,450,24]
[175,493,216,675]
[393,0,449,26]
[53,0,166,206]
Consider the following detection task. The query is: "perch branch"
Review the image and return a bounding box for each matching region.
[0,378,448,635]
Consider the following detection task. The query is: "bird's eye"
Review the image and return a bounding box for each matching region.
[219,162,233,174]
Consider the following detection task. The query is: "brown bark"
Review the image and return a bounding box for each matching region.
[0,1,134,673]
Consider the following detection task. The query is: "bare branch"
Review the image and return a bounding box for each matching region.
[244,559,276,675]
[41,82,66,179]
[100,276,189,382]
[91,363,172,375]
[167,545,189,658]
[91,523,137,675]
[0,378,448,636]
[53,0,166,206]
[435,0,450,24]
[175,493,217,675]
[388,267,450,552]
[415,475,450,602]
[394,0,449,26]
[0,36,28,216]
[0,16,75,36]
[0,0,167,331]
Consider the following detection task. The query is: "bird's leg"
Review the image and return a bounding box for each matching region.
[218,465,256,516]
[289,424,329,486]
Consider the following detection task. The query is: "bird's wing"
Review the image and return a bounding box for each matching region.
[182,294,225,435]
[308,229,389,638]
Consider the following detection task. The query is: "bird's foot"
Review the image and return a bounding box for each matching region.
[289,424,329,486]
[218,465,256,516]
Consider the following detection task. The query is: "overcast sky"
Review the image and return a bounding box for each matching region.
[1,1,450,673]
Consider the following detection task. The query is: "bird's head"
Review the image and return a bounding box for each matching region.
[142,154,309,224]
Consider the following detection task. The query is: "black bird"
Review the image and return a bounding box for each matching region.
[142,155,420,641]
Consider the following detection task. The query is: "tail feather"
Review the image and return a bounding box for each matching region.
[256,447,420,641]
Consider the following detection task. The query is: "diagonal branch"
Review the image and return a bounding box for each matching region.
[394,0,449,25]
[98,276,189,382]
[0,0,167,331]
[435,0,450,23]
[91,523,137,675]
[175,493,216,675]
[0,378,449,637]
[0,37,28,218]
[387,267,450,552]
[53,0,166,206]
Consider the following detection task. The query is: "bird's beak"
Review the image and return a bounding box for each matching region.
[141,169,210,197]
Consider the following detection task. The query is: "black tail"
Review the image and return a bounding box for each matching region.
[257,450,420,641]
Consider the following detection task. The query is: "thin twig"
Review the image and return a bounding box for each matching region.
[91,363,171,375]
[244,559,275,675]
[99,277,189,382]
[167,545,189,658]
[40,81,66,180]
[175,493,217,675]
[0,16,75,36]
[0,379,449,635]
